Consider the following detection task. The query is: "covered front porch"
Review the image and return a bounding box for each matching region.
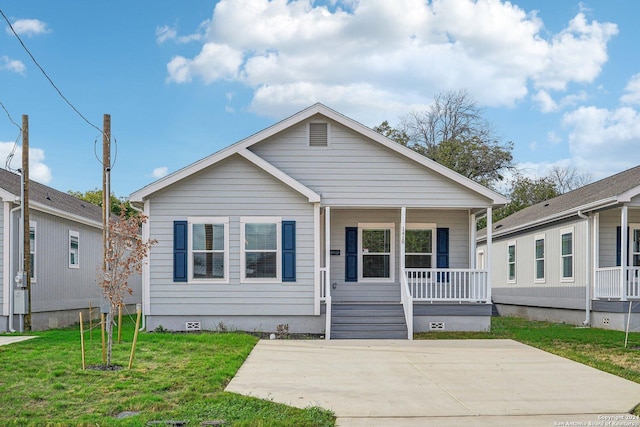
[317,206,494,339]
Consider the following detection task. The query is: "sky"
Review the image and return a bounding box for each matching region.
[1,0,640,198]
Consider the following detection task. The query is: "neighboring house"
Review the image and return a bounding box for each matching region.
[129,103,507,339]
[0,168,141,332]
[477,165,640,332]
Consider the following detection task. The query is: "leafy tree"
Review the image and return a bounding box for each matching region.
[493,174,559,223]
[68,188,136,217]
[97,205,156,367]
[375,90,513,188]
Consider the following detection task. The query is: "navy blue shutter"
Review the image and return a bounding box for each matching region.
[345,227,358,282]
[616,226,630,267]
[282,221,296,282]
[436,227,449,268]
[173,220,188,282]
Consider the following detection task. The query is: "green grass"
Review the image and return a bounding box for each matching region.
[417,316,640,414]
[0,319,335,427]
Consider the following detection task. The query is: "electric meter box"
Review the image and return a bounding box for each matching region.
[14,289,28,315]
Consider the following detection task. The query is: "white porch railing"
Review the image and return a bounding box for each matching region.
[405,268,489,302]
[320,267,331,339]
[595,267,640,300]
[400,270,413,340]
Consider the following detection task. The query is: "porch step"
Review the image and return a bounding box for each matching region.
[330,303,408,339]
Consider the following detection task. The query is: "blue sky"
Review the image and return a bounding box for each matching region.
[1,0,640,197]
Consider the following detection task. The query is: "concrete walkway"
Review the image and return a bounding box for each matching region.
[0,336,35,346]
[226,339,640,426]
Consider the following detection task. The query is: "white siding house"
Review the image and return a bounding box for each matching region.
[0,168,141,332]
[130,104,507,339]
[478,165,640,331]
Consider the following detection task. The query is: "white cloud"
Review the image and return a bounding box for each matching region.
[620,73,640,105]
[164,0,617,121]
[1,56,26,74]
[155,25,177,44]
[532,89,588,113]
[156,21,208,44]
[7,19,50,36]
[0,142,52,184]
[151,166,169,179]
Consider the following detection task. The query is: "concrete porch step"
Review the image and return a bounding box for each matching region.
[330,303,408,339]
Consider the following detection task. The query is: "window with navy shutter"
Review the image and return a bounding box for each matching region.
[345,227,358,281]
[436,227,449,268]
[282,221,296,282]
[173,220,188,282]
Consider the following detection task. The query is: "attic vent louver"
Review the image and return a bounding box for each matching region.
[309,122,328,147]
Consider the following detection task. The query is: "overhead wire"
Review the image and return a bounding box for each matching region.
[1,100,23,172]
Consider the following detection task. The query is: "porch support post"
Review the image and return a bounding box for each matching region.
[400,207,406,273]
[324,206,331,340]
[621,205,628,301]
[314,203,321,315]
[486,207,493,303]
[470,212,477,269]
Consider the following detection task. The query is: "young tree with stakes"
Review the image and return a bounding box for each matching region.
[98,205,156,367]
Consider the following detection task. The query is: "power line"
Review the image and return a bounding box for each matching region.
[1,100,22,171]
[0,8,103,135]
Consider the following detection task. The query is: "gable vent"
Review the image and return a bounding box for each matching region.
[309,122,328,147]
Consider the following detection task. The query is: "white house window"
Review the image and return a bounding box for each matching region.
[241,217,281,282]
[534,234,545,282]
[507,241,516,283]
[30,221,36,282]
[69,230,79,269]
[632,225,640,267]
[189,217,229,282]
[405,225,435,268]
[359,223,394,281]
[561,228,574,281]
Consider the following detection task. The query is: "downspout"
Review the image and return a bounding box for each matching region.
[129,201,146,332]
[578,210,590,326]
[7,203,21,332]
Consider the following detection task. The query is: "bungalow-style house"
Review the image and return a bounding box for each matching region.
[129,103,507,339]
[477,165,640,331]
[0,168,141,332]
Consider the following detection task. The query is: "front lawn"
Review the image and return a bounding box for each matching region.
[0,318,335,427]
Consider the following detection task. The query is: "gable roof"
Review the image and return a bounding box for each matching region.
[0,168,103,227]
[130,103,507,205]
[481,165,640,240]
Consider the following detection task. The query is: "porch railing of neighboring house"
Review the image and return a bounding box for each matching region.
[404,268,490,302]
[400,271,413,340]
[319,267,331,339]
[595,266,640,300]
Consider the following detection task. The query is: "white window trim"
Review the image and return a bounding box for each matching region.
[560,227,574,282]
[69,230,79,269]
[240,216,282,284]
[476,248,485,270]
[188,217,229,284]
[534,234,545,283]
[507,240,516,284]
[358,222,395,283]
[630,223,640,267]
[30,220,36,283]
[307,121,331,148]
[405,223,436,268]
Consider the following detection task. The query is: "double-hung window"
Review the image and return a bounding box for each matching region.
[359,223,394,281]
[189,218,229,282]
[405,225,435,269]
[561,228,574,281]
[534,234,545,282]
[241,217,281,282]
[69,230,79,269]
[507,241,516,283]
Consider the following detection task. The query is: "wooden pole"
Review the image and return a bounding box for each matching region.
[79,312,86,370]
[89,301,93,341]
[102,114,111,269]
[128,305,141,369]
[101,313,106,365]
[22,115,31,331]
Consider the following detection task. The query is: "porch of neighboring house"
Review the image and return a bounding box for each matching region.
[317,206,494,339]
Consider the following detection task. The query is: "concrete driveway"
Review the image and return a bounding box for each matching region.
[0,336,35,346]
[226,339,640,426]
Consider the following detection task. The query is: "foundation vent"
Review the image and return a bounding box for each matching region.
[429,321,445,331]
[186,321,202,331]
[602,318,610,326]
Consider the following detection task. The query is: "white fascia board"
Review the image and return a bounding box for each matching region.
[617,185,640,203]
[30,201,103,229]
[238,149,320,203]
[0,188,17,201]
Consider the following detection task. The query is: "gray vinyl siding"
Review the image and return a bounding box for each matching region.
[28,211,107,312]
[0,204,4,310]
[250,119,491,208]
[329,208,470,302]
[597,208,640,268]
[147,154,316,316]
[491,217,588,309]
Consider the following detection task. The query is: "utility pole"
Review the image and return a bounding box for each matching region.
[102,114,111,267]
[22,114,31,331]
